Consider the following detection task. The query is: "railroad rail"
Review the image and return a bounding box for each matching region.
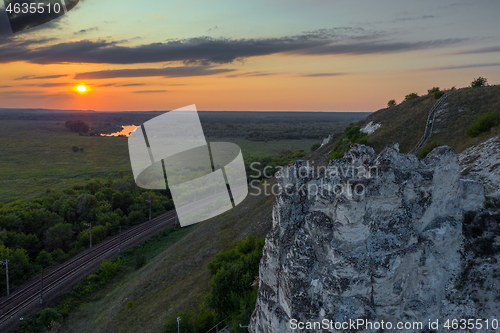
[0,210,178,331]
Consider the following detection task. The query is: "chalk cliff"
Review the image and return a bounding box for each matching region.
[249,144,486,333]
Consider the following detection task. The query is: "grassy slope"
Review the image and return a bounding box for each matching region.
[58,183,275,333]
[359,85,500,154]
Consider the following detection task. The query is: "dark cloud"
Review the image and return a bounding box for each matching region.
[74,27,99,35]
[294,38,466,55]
[455,45,500,54]
[300,72,346,77]
[433,62,500,70]
[226,71,276,78]
[0,85,13,88]
[393,15,435,22]
[0,37,326,64]
[15,74,67,80]
[74,66,235,80]
[0,27,468,65]
[117,83,146,87]
[35,82,69,87]
[133,90,168,94]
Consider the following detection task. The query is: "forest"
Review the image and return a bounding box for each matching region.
[0,175,173,296]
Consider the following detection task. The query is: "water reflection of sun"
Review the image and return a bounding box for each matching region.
[103,125,139,137]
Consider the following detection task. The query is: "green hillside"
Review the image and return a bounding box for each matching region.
[360,85,500,154]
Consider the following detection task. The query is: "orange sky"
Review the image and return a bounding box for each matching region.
[1,0,500,111]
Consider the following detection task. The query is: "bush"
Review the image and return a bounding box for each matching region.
[427,87,440,95]
[434,90,445,99]
[387,99,396,107]
[417,140,443,159]
[465,110,500,137]
[471,77,487,88]
[100,259,122,282]
[37,307,62,329]
[330,126,369,159]
[71,146,79,152]
[35,250,53,267]
[310,142,321,152]
[135,253,147,269]
[404,93,419,101]
[65,120,90,133]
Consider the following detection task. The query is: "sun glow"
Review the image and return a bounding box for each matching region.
[72,83,93,95]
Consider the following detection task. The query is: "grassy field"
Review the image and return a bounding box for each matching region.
[0,120,319,203]
[0,120,131,203]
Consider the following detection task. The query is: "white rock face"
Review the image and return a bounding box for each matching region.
[250,144,484,333]
[360,121,381,135]
[459,135,500,198]
[321,135,334,147]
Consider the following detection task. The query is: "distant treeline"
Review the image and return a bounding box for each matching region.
[203,122,346,141]
[0,176,173,297]
[199,112,368,141]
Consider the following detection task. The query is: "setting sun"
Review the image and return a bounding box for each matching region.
[77,85,87,92]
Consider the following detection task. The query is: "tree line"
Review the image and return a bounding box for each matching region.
[65,120,90,133]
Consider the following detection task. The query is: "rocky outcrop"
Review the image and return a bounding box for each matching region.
[250,144,485,333]
[360,121,381,135]
[459,135,500,198]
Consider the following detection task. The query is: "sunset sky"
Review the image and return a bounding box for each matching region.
[0,0,500,111]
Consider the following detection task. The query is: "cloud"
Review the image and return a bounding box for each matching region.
[74,27,99,35]
[0,28,468,65]
[294,38,466,55]
[74,66,235,80]
[433,62,500,70]
[133,90,168,94]
[454,45,500,54]
[117,83,146,87]
[300,72,346,77]
[226,71,277,78]
[15,74,67,80]
[35,82,69,87]
[393,15,435,22]
[0,85,12,88]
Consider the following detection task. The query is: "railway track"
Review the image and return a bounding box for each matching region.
[0,210,178,330]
